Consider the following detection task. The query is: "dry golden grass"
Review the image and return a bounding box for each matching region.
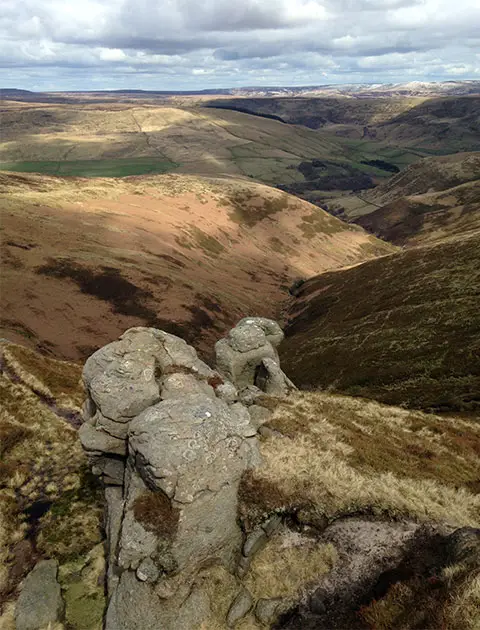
[240,391,480,530]
[443,572,480,630]
[3,344,84,409]
[245,531,337,601]
[198,565,240,630]
[197,534,336,629]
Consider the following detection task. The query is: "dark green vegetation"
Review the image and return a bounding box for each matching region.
[0,157,178,178]
[226,189,291,227]
[360,159,400,173]
[280,158,376,197]
[280,234,480,412]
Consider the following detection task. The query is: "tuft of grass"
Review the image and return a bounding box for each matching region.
[244,531,337,600]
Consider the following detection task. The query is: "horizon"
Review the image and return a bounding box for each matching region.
[3,78,480,95]
[1,0,479,92]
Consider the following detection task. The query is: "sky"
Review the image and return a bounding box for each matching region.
[1,0,479,91]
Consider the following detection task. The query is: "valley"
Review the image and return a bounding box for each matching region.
[1,81,479,630]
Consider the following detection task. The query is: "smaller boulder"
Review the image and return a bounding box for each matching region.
[226,587,254,627]
[15,560,64,630]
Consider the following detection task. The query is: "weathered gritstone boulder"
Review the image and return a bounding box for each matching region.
[15,560,64,630]
[215,317,296,397]
[80,323,295,630]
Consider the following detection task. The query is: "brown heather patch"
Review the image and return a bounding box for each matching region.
[207,373,224,389]
[133,490,180,539]
[238,471,296,531]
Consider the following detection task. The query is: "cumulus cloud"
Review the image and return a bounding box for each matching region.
[0,0,479,89]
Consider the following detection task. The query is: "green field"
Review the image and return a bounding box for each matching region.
[0,157,179,178]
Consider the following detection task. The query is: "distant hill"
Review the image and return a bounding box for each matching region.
[280,233,480,412]
[0,102,345,184]
[205,96,480,152]
[2,80,479,102]
[0,171,393,362]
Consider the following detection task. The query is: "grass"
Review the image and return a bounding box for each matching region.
[358,561,480,630]
[238,390,480,628]
[244,531,337,600]
[239,391,480,531]
[0,341,103,606]
[280,233,480,412]
[226,189,292,227]
[0,158,178,178]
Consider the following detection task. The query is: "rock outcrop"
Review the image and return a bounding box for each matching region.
[79,319,294,629]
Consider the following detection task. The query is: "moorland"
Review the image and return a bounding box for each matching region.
[1,80,479,630]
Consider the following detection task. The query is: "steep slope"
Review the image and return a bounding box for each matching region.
[355,179,480,245]
[280,233,480,412]
[330,151,480,219]
[1,171,393,362]
[377,97,480,150]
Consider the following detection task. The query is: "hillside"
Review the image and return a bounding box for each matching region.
[206,95,480,150]
[280,233,480,412]
[0,101,344,184]
[203,97,480,210]
[0,171,393,362]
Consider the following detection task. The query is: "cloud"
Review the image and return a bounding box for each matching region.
[0,0,479,89]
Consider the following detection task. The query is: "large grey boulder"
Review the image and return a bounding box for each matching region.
[15,560,64,630]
